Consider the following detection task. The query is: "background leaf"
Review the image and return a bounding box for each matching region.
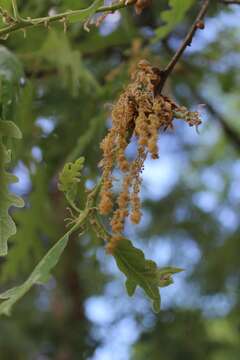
[0,120,22,139]
[0,170,57,282]
[0,135,24,256]
[39,30,100,96]
[0,46,24,256]
[0,46,23,120]
[155,0,194,40]
[67,0,104,24]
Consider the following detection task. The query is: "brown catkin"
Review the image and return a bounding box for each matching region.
[129,145,146,224]
[148,114,160,159]
[99,59,202,254]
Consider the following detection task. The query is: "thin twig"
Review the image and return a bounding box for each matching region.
[0,1,135,39]
[158,0,209,93]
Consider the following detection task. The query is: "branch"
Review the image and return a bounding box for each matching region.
[158,0,209,93]
[0,1,135,39]
[161,38,240,151]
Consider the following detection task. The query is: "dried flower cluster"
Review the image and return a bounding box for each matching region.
[99,60,202,254]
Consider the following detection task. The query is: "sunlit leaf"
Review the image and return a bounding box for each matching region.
[0,231,71,315]
[114,239,182,312]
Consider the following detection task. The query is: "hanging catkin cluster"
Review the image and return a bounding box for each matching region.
[99,60,202,254]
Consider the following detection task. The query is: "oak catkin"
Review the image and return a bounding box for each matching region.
[99,60,202,254]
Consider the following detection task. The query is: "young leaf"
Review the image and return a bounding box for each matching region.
[0,231,71,315]
[113,239,183,312]
[154,0,194,40]
[58,157,84,205]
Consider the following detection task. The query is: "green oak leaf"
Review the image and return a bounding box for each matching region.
[39,30,100,97]
[154,0,194,41]
[0,170,57,283]
[68,0,104,24]
[0,231,70,315]
[0,145,24,256]
[0,46,24,256]
[113,239,183,313]
[58,157,85,204]
[0,121,24,256]
[126,278,137,297]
